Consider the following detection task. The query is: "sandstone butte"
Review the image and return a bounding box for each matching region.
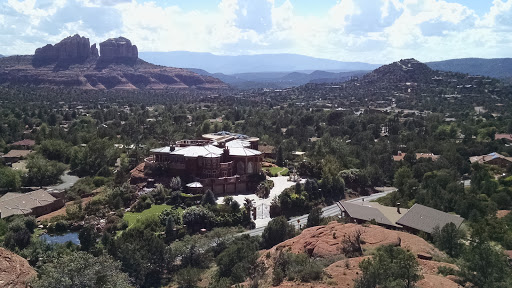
[0,247,36,288]
[255,222,462,288]
[0,34,227,90]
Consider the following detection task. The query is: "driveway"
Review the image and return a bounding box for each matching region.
[216,176,303,228]
[47,171,80,190]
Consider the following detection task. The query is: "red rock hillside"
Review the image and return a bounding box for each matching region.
[0,34,227,90]
[0,247,37,288]
[257,222,462,288]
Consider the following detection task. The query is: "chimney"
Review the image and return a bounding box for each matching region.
[398,151,402,156]
[396,202,401,214]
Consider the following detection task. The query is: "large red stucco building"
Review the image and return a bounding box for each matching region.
[148,132,263,195]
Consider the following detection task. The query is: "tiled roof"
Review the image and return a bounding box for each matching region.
[495,134,512,142]
[10,139,35,146]
[2,150,33,158]
[0,190,58,218]
[396,204,464,234]
[340,201,395,226]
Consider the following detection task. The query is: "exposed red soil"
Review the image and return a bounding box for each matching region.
[0,247,36,288]
[37,196,93,221]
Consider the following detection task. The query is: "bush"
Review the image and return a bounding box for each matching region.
[176,266,201,288]
[262,216,296,249]
[274,252,323,283]
[182,206,215,232]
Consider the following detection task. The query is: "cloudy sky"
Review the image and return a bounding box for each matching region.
[0,0,511,63]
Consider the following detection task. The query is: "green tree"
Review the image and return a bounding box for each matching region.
[182,206,215,233]
[176,266,201,288]
[354,245,422,288]
[32,252,132,288]
[276,146,284,167]
[459,240,512,288]
[165,215,176,244]
[215,235,259,284]
[109,226,167,287]
[78,225,98,252]
[25,154,67,186]
[262,216,296,249]
[201,189,217,206]
[432,223,464,258]
[306,207,322,228]
[0,167,22,190]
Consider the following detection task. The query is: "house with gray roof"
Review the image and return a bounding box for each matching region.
[396,204,464,235]
[339,201,397,228]
[0,190,64,219]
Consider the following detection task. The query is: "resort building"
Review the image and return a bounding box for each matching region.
[148,132,263,195]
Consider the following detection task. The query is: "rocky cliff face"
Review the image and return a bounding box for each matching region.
[33,34,96,66]
[99,37,138,62]
[0,35,227,90]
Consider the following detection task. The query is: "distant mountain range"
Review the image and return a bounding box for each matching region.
[187,68,367,89]
[138,52,512,88]
[138,52,381,74]
[426,58,512,79]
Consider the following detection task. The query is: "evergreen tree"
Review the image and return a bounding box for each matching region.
[276,146,284,167]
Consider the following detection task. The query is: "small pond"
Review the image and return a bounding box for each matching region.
[40,232,80,245]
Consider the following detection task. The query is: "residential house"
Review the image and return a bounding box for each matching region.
[393,151,440,162]
[0,190,65,219]
[1,150,33,164]
[396,204,464,235]
[148,132,262,195]
[469,152,512,168]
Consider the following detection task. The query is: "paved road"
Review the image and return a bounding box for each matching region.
[47,171,80,190]
[242,188,397,237]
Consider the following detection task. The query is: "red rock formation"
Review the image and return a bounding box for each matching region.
[90,43,99,58]
[34,34,92,65]
[0,35,227,90]
[99,37,138,61]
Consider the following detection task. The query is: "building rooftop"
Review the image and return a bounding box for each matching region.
[495,134,512,142]
[339,201,395,227]
[2,150,33,159]
[10,139,36,147]
[396,204,464,234]
[0,190,58,219]
[171,145,224,158]
[225,139,251,148]
[228,147,262,157]
[202,131,259,142]
[469,152,512,164]
[186,182,203,188]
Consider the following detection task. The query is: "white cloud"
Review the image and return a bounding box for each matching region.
[0,0,509,63]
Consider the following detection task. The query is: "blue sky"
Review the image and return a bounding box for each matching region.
[0,0,510,63]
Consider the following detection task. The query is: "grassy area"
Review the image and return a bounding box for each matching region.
[264,166,289,176]
[124,204,182,227]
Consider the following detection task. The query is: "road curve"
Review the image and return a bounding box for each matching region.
[241,188,396,237]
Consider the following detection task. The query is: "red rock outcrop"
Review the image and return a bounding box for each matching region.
[99,37,138,61]
[0,35,227,90]
[259,222,462,288]
[34,34,93,65]
[0,247,37,288]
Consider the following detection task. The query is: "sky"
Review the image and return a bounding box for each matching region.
[0,0,510,63]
